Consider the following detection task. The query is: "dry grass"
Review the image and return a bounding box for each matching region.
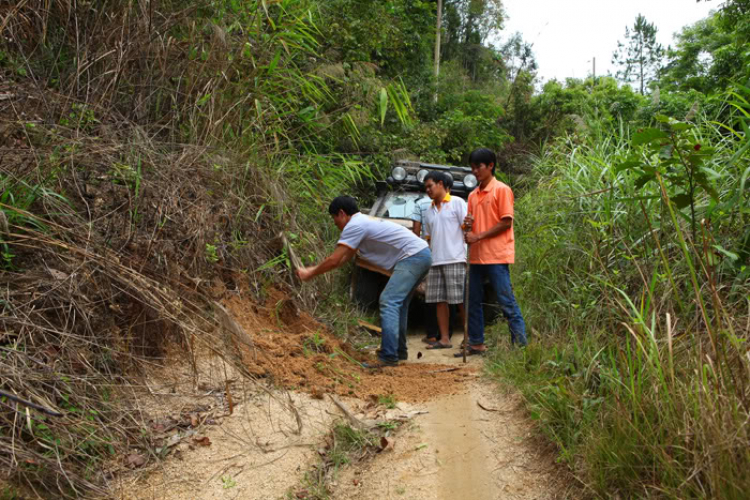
[0,80,299,497]
[0,1,373,496]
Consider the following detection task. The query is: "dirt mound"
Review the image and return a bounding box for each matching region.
[223,293,476,403]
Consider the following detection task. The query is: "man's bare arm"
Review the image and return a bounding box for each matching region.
[465,217,512,244]
[297,244,356,281]
[412,221,422,237]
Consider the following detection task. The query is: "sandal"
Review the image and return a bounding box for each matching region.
[426,342,452,350]
[453,347,486,357]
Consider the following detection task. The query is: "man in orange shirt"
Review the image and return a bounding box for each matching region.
[460,148,527,355]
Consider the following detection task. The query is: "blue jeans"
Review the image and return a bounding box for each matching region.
[468,264,527,346]
[378,248,432,363]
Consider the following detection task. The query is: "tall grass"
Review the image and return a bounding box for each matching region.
[0,0,404,496]
[490,91,750,498]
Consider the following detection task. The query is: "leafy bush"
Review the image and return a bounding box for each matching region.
[490,87,750,497]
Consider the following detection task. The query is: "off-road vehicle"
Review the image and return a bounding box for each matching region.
[350,160,500,323]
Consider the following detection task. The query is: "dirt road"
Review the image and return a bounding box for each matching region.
[332,336,564,500]
[117,333,567,499]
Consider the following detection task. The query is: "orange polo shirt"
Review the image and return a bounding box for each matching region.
[467,177,515,264]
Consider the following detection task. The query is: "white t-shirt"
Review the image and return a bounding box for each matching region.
[338,213,429,270]
[423,196,467,266]
[409,198,432,238]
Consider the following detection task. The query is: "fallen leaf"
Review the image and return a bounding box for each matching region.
[125,453,146,468]
[295,490,309,499]
[417,351,423,359]
[379,436,395,452]
[48,269,67,280]
[193,436,211,447]
[190,414,199,427]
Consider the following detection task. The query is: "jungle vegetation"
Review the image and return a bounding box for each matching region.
[0,0,748,497]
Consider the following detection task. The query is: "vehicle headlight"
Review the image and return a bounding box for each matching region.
[416,169,429,183]
[463,174,478,189]
[391,166,407,181]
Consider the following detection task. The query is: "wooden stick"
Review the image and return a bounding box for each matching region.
[426,366,460,374]
[0,390,63,417]
[225,380,234,415]
[463,248,470,364]
[476,401,500,412]
[329,395,365,429]
[357,319,382,334]
[279,231,303,286]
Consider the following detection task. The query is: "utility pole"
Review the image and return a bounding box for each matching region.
[592,57,596,85]
[433,0,443,104]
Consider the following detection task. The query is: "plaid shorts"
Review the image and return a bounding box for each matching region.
[425,262,466,304]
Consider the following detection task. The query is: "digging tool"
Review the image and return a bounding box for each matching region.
[462,213,474,364]
[463,247,469,363]
[279,231,303,286]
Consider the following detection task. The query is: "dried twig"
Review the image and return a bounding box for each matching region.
[329,395,365,430]
[426,367,461,374]
[0,390,63,417]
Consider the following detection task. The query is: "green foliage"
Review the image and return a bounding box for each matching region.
[619,116,721,240]
[612,15,665,95]
[6,0,749,497]
[377,394,397,409]
[205,243,219,263]
[58,104,99,132]
[493,91,750,497]
[660,4,749,105]
[0,176,65,269]
[220,475,237,489]
[304,331,327,353]
[319,0,436,77]
[441,0,505,81]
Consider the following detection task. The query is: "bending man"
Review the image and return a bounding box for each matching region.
[297,196,432,367]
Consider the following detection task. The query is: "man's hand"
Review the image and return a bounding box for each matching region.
[465,232,481,244]
[296,266,315,282]
[296,245,355,282]
[463,214,474,232]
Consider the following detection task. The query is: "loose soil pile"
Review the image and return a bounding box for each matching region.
[223,292,476,403]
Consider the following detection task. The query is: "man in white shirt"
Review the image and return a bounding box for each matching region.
[297,196,432,367]
[422,172,467,349]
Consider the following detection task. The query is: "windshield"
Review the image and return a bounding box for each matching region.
[374,192,429,219]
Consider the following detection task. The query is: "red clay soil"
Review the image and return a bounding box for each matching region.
[222,291,475,403]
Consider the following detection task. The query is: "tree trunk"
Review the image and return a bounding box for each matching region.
[433,0,443,104]
[639,38,644,95]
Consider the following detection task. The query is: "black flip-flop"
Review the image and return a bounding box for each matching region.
[454,347,486,357]
[426,342,452,350]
